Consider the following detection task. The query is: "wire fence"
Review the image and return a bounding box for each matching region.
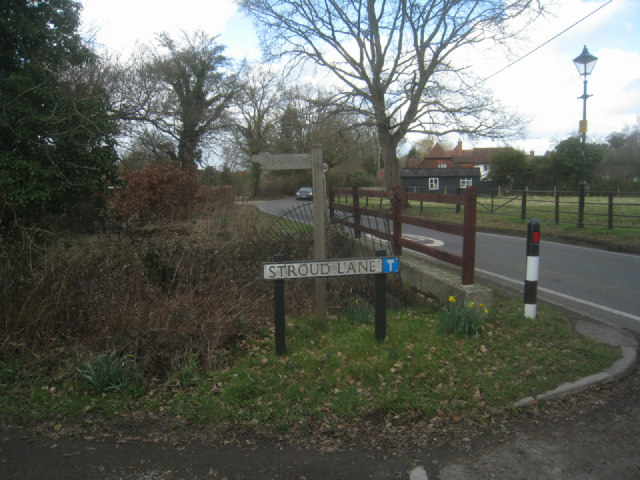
[476,189,640,230]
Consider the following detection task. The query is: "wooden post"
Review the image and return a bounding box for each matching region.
[353,185,361,238]
[521,187,528,220]
[311,145,327,322]
[462,187,477,285]
[554,187,560,224]
[608,192,614,230]
[328,186,335,222]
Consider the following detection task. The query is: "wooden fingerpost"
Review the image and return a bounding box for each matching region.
[312,144,327,322]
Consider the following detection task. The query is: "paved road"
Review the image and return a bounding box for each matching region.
[259,198,640,333]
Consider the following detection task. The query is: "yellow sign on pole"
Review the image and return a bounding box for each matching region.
[578,119,588,134]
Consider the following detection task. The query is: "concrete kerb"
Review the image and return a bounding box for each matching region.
[399,250,493,309]
[513,318,638,408]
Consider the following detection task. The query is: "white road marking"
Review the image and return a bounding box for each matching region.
[476,268,640,323]
[403,234,444,247]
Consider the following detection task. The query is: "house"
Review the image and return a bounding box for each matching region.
[401,141,505,193]
[401,166,481,193]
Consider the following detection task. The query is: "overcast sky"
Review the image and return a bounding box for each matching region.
[80,0,640,156]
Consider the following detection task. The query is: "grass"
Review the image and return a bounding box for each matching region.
[0,197,628,441]
[0,298,620,434]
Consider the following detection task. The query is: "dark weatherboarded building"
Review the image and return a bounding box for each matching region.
[401,167,481,193]
[400,141,507,193]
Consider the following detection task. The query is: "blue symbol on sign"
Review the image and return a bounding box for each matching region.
[382,257,399,273]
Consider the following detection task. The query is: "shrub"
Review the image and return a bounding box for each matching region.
[436,296,488,337]
[107,161,200,224]
[78,350,143,393]
[339,293,374,324]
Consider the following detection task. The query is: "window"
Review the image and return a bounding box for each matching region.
[428,178,439,190]
[460,178,473,189]
[438,164,447,168]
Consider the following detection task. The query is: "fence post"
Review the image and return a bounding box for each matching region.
[456,187,461,214]
[608,192,614,230]
[524,219,540,319]
[491,190,495,213]
[521,187,528,220]
[391,185,402,255]
[328,187,335,223]
[461,187,476,285]
[554,187,560,224]
[353,185,361,238]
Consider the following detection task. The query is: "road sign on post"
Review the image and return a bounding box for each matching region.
[264,254,399,353]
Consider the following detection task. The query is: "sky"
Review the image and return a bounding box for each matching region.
[80,0,640,157]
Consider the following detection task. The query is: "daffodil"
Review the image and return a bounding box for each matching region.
[448,296,456,303]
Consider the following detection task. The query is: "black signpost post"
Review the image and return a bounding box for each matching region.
[273,254,286,355]
[375,250,387,341]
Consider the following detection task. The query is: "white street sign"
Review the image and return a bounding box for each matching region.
[263,257,398,280]
[253,153,311,170]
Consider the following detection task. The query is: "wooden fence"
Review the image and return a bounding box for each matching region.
[328,185,477,285]
[478,188,640,230]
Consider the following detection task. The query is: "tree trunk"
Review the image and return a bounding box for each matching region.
[379,130,401,191]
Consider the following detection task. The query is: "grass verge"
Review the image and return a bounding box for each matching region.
[0,297,619,437]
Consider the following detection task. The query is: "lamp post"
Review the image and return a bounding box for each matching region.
[572,45,597,228]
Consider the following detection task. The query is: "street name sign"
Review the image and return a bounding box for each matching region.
[252,153,311,170]
[263,256,399,280]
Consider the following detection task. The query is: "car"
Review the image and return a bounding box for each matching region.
[296,186,313,200]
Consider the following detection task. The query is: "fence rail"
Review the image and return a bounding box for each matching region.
[477,188,640,230]
[328,185,477,285]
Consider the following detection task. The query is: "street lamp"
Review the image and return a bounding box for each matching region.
[572,45,597,228]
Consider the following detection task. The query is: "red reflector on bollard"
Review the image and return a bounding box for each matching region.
[532,231,540,244]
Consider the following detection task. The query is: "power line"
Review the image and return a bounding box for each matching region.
[479,0,614,85]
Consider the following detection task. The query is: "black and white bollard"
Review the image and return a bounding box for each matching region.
[524,219,540,319]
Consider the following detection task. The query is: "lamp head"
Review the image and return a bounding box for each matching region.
[573,45,598,77]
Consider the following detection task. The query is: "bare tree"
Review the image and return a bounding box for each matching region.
[230,66,287,159]
[239,0,539,189]
[113,32,240,167]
